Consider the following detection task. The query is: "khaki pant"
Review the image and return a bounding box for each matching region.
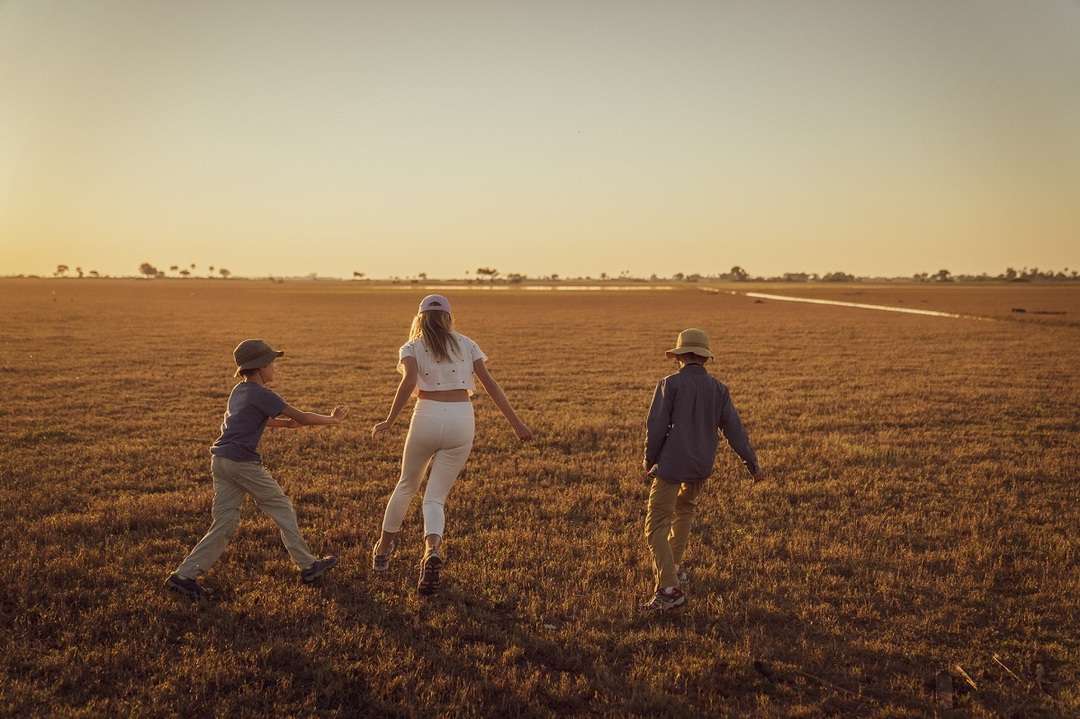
[175,455,317,579]
[644,477,704,591]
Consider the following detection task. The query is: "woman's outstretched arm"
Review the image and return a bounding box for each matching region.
[371,357,418,438]
[474,359,533,441]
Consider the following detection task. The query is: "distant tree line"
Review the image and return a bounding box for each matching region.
[138,263,231,279]
[33,263,1080,283]
[913,266,1079,282]
[43,263,233,279]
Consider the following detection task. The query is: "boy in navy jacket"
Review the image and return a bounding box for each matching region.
[642,328,763,612]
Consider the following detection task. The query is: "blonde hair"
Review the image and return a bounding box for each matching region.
[409,310,461,362]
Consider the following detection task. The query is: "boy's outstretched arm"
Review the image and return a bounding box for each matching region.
[643,379,674,479]
[281,403,348,426]
[267,416,301,428]
[717,387,762,479]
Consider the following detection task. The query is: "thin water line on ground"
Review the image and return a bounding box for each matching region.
[701,288,992,320]
[744,291,979,319]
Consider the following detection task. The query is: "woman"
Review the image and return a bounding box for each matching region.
[371,294,532,594]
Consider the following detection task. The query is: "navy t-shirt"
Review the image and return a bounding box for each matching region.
[210,382,287,462]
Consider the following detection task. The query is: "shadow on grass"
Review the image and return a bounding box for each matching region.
[141,539,1075,718]
[313,572,708,717]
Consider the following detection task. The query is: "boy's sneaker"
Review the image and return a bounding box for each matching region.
[642,587,686,613]
[676,564,690,585]
[417,554,443,595]
[301,556,338,584]
[165,573,211,601]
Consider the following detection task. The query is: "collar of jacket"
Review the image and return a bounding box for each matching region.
[678,363,708,375]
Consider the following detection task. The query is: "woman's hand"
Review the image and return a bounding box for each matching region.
[331,406,349,423]
[512,419,533,442]
[371,420,392,439]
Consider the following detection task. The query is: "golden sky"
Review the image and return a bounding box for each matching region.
[2,1,1078,278]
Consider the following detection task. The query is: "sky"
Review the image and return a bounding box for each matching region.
[2,0,1079,279]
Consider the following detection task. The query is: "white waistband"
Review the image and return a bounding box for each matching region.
[414,398,474,414]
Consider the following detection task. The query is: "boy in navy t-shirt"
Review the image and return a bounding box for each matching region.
[166,339,348,600]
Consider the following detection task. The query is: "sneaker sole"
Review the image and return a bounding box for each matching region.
[165,580,207,602]
[417,556,442,595]
[642,595,686,613]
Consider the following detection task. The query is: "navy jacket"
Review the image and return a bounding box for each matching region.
[644,364,759,482]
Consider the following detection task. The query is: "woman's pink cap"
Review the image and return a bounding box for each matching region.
[419,294,451,313]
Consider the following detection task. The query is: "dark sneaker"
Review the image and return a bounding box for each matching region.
[676,564,690,585]
[417,554,443,595]
[301,556,338,584]
[371,539,395,573]
[641,587,686,613]
[165,573,211,601]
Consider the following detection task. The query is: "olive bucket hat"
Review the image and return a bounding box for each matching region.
[233,338,284,377]
[665,328,714,359]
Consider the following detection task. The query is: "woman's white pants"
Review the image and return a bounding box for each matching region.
[381,399,475,537]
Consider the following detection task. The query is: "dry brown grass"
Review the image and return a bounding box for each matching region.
[1,279,1077,717]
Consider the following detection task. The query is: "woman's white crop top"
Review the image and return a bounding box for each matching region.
[399,332,487,395]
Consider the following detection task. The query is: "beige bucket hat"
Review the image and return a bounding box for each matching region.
[233,339,284,376]
[665,328,713,359]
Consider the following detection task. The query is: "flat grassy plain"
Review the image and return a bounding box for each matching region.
[1,279,1077,718]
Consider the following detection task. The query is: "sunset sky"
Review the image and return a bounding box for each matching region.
[2,1,1078,279]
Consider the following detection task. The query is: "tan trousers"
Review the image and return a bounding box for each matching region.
[175,455,317,579]
[644,477,704,591]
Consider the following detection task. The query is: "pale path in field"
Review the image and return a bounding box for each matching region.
[726,290,991,320]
